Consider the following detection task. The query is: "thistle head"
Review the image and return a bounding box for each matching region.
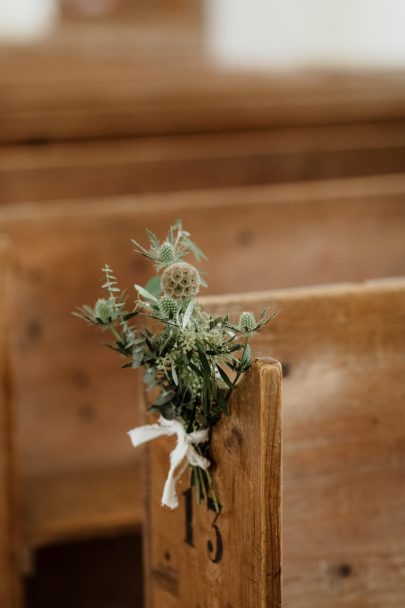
[161,262,201,299]
[158,241,176,267]
[239,311,256,334]
[159,296,178,318]
[94,298,116,324]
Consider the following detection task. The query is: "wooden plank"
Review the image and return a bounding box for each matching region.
[143,358,282,608]
[2,45,405,143]
[0,237,20,607]
[2,122,405,204]
[202,279,405,607]
[23,464,142,549]
[0,174,404,548]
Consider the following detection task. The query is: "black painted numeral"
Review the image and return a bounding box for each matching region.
[182,488,194,547]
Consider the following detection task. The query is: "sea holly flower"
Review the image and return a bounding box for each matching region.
[75,222,277,513]
[93,298,117,324]
[239,311,257,334]
[158,241,176,266]
[159,296,178,318]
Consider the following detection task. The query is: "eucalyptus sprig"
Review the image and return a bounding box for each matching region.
[75,221,276,512]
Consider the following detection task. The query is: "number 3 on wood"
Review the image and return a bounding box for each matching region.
[182,489,223,563]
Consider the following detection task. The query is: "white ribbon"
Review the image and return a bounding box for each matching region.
[128,416,210,509]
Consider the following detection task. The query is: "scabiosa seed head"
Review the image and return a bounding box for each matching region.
[94,298,115,324]
[159,296,178,318]
[158,241,176,266]
[239,311,256,333]
[161,262,201,299]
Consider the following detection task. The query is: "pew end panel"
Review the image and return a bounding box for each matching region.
[202,279,405,607]
[143,358,282,608]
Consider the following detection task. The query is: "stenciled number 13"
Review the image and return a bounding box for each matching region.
[182,488,223,564]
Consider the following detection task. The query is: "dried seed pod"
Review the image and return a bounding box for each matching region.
[161,262,201,299]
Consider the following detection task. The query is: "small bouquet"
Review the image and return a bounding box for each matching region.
[75,221,275,512]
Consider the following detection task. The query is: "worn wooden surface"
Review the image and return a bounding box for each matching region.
[0,174,404,550]
[143,359,282,608]
[0,238,20,607]
[202,279,405,607]
[2,122,405,204]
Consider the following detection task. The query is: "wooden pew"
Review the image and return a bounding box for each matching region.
[143,358,282,608]
[2,122,405,204]
[2,57,405,144]
[0,174,404,557]
[201,279,405,607]
[2,33,405,206]
[0,237,20,607]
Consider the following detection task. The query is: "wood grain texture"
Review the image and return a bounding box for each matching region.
[202,278,405,607]
[0,174,404,548]
[143,359,282,608]
[2,122,405,204]
[0,238,20,607]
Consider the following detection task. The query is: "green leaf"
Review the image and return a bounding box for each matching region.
[146,229,160,249]
[216,365,234,390]
[240,342,251,369]
[134,284,158,303]
[182,299,195,329]
[172,365,179,386]
[197,346,211,379]
[145,275,161,298]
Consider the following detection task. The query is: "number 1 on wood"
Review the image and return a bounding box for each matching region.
[182,488,194,547]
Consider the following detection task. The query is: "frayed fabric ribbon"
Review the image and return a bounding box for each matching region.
[128,416,210,509]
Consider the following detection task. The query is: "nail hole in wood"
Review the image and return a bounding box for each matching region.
[26,319,43,342]
[71,369,90,389]
[78,403,96,422]
[236,229,254,247]
[337,563,352,578]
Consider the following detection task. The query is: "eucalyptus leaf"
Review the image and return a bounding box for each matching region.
[134,284,158,303]
[182,300,195,329]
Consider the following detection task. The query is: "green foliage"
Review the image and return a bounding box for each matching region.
[75,222,276,511]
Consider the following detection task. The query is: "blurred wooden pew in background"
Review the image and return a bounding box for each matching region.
[2,123,405,204]
[0,238,20,607]
[0,173,403,568]
[143,358,282,608]
[1,35,405,204]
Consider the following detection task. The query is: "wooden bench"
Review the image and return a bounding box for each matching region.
[0,238,20,607]
[143,358,282,608]
[2,123,405,204]
[1,43,405,205]
[2,60,405,144]
[0,175,404,574]
[199,279,405,607]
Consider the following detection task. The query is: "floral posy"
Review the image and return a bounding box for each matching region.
[75,221,275,512]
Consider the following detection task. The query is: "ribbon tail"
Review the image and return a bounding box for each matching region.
[127,423,169,448]
[161,440,188,509]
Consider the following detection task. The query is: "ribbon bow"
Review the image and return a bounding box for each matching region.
[128,416,210,509]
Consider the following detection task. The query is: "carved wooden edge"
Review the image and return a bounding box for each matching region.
[141,357,282,608]
[255,358,283,608]
[0,236,21,607]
